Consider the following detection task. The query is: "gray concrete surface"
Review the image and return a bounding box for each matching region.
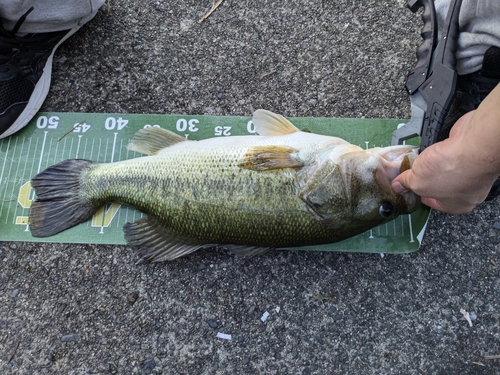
[2,1,500,374]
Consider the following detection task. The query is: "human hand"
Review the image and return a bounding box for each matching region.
[391,110,499,214]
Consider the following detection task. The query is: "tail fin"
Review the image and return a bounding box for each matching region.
[29,159,100,237]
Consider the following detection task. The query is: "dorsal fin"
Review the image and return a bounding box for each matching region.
[252,109,300,136]
[127,127,186,155]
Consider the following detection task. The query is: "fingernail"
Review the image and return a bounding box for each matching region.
[392,181,408,194]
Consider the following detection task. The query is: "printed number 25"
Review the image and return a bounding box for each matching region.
[214,126,231,136]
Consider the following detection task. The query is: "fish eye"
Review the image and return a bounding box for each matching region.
[379,202,394,218]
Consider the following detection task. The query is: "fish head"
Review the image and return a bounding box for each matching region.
[301,145,420,232]
[352,145,420,219]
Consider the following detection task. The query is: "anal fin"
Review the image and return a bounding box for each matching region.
[225,245,273,258]
[124,216,274,261]
[123,216,211,262]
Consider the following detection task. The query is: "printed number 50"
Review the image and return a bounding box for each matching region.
[36,116,59,129]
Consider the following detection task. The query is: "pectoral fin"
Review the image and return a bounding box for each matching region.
[239,145,304,171]
[123,216,211,261]
[127,127,187,155]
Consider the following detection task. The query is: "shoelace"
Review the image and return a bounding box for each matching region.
[0,7,67,70]
[0,7,35,65]
[0,6,34,38]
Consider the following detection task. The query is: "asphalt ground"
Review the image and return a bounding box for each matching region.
[1,1,500,374]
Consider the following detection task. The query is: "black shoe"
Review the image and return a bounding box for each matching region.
[0,7,90,139]
[440,46,500,140]
[440,46,500,201]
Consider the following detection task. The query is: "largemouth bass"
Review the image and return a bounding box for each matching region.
[29,110,420,261]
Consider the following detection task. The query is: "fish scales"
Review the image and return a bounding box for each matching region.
[80,141,329,247]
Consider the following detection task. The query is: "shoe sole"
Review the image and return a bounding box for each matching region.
[0,12,98,139]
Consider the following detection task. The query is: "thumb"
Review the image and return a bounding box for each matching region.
[391,169,413,194]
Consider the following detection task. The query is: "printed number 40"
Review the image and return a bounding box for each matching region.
[105,117,128,130]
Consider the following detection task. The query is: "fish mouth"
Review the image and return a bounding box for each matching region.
[395,151,421,214]
[401,190,421,214]
[396,151,421,213]
[369,145,419,181]
[369,147,421,214]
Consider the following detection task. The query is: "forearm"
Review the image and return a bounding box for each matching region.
[459,83,500,177]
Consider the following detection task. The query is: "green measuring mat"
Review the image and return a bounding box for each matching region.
[0,112,430,254]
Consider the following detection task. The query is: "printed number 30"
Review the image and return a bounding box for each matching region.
[176,119,199,132]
